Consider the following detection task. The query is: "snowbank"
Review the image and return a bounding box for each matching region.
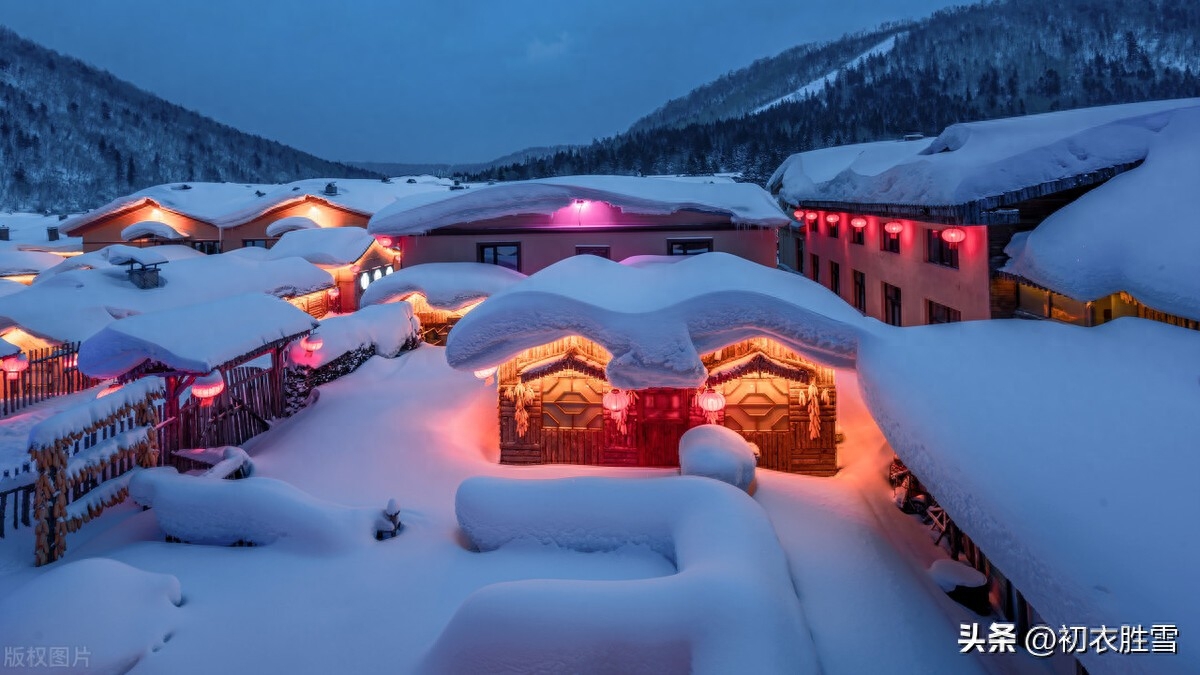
[369,174,790,235]
[446,253,875,388]
[78,293,318,378]
[129,467,377,551]
[927,559,986,592]
[360,262,526,310]
[35,244,203,280]
[264,215,319,237]
[0,248,66,277]
[678,424,757,492]
[286,302,419,369]
[425,475,815,674]
[0,212,83,253]
[120,220,187,242]
[857,318,1200,675]
[0,558,182,674]
[28,377,165,449]
[266,226,374,266]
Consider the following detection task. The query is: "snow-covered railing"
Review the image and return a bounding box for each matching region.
[0,341,99,419]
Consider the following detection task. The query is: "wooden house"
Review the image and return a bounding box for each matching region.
[264,226,399,313]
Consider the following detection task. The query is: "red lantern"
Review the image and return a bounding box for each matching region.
[473,366,497,380]
[603,388,629,412]
[804,212,819,222]
[850,217,868,229]
[2,354,28,381]
[884,221,904,237]
[326,287,340,301]
[696,387,726,423]
[191,370,225,407]
[825,213,840,224]
[375,235,394,249]
[300,334,324,354]
[940,227,966,247]
[792,209,805,220]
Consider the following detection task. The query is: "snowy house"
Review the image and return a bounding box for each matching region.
[768,98,1200,331]
[264,226,399,313]
[60,177,455,255]
[368,175,790,275]
[445,254,872,474]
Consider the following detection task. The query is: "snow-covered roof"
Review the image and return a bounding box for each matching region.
[0,253,331,343]
[768,98,1200,220]
[120,220,187,242]
[0,337,19,358]
[35,244,203,280]
[858,318,1200,672]
[265,227,373,267]
[286,302,419,369]
[0,249,65,277]
[1002,105,1200,321]
[61,176,457,234]
[360,262,526,311]
[445,253,875,387]
[369,175,790,236]
[78,293,318,378]
[0,212,83,253]
[265,216,320,237]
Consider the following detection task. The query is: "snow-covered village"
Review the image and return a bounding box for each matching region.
[0,2,1196,674]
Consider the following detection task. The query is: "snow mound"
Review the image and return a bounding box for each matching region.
[0,558,182,674]
[35,244,202,281]
[266,226,373,266]
[120,220,187,242]
[678,425,757,492]
[360,262,526,310]
[265,215,319,237]
[424,476,815,675]
[287,302,419,369]
[0,248,66,277]
[369,174,790,235]
[446,253,876,388]
[928,559,986,592]
[129,468,377,552]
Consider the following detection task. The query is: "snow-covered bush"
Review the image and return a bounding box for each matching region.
[678,424,758,493]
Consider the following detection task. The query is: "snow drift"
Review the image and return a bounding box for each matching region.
[678,424,758,492]
[286,302,420,369]
[360,262,526,310]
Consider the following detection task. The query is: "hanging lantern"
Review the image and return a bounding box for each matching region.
[696,387,726,424]
[884,221,904,237]
[603,388,629,412]
[300,334,324,354]
[473,366,497,380]
[792,208,805,220]
[940,227,966,247]
[1,354,28,381]
[375,235,394,248]
[326,287,340,301]
[850,217,868,229]
[804,212,819,222]
[191,370,225,407]
[825,213,840,224]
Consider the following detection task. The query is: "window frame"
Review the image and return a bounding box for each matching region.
[852,269,866,313]
[829,260,841,296]
[850,226,865,246]
[666,238,714,256]
[880,228,901,254]
[477,241,522,271]
[926,299,962,324]
[810,254,820,283]
[926,228,960,269]
[883,282,902,326]
[574,245,611,259]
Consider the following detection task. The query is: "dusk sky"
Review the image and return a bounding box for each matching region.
[2,0,961,164]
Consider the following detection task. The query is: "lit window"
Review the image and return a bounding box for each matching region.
[373,269,383,281]
[385,265,394,275]
[360,273,370,290]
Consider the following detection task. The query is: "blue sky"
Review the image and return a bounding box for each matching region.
[1,0,962,163]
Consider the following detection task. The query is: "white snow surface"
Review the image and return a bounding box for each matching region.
[119,220,187,242]
[286,302,419,369]
[0,336,18,357]
[769,98,1200,207]
[264,215,319,237]
[0,212,83,252]
[445,253,876,387]
[0,248,65,276]
[678,424,758,492]
[28,377,164,450]
[927,559,987,592]
[35,244,203,280]
[427,475,815,674]
[0,253,330,343]
[265,226,373,266]
[368,174,790,235]
[360,262,526,310]
[78,293,318,378]
[1003,105,1200,320]
[753,34,901,113]
[857,317,1200,675]
[0,558,182,675]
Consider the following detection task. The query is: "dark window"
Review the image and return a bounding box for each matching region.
[242,239,274,249]
[927,299,962,324]
[926,228,960,268]
[667,238,714,256]
[880,228,900,254]
[851,226,865,245]
[810,254,820,283]
[883,283,902,326]
[827,219,839,239]
[478,242,521,271]
[795,237,805,274]
[190,240,221,255]
[808,218,818,233]
[829,261,841,296]
[575,245,610,259]
[852,270,866,312]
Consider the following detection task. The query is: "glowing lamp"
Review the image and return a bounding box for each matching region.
[2,354,28,381]
[326,287,340,300]
[696,387,726,424]
[300,334,324,353]
[792,209,805,220]
[804,212,819,222]
[825,213,840,224]
[63,354,78,370]
[150,208,163,219]
[884,221,904,236]
[850,217,868,229]
[191,370,225,407]
[375,235,394,248]
[473,366,498,380]
[602,388,629,412]
[941,227,966,246]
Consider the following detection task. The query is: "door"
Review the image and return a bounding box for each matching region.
[635,388,687,467]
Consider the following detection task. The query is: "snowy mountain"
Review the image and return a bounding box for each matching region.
[0,27,377,213]
[471,0,1200,182]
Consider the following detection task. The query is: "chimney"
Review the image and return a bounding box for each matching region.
[46,226,59,241]
[0,226,8,242]
[324,182,338,196]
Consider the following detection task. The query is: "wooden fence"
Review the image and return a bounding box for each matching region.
[158,365,277,463]
[0,342,99,418]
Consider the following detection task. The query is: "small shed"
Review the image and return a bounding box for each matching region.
[78,293,318,460]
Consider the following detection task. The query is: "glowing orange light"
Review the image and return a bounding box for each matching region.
[192,370,225,407]
[300,335,324,353]
[602,388,629,412]
[941,227,966,245]
[792,209,805,220]
[2,354,28,381]
[62,354,78,370]
[150,208,163,220]
[804,212,819,222]
[884,221,904,236]
[376,235,394,248]
[850,217,868,229]
[96,382,122,398]
[326,287,340,300]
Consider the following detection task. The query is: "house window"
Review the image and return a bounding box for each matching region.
[883,283,902,326]
[808,219,818,234]
[926,228,959,268]
[927,299,962,324]
[827,220,839,239]
[575,245,610,259]
[478,242,521,271]
[880,228,900,254]
[829,261,841,296]
[242,239,274,249]
[667,238,714,256]
[795,237,805,274]
[852,270,866,312]
[190,240,221,254]
[810,254,820,283]
[851,226,865,245]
